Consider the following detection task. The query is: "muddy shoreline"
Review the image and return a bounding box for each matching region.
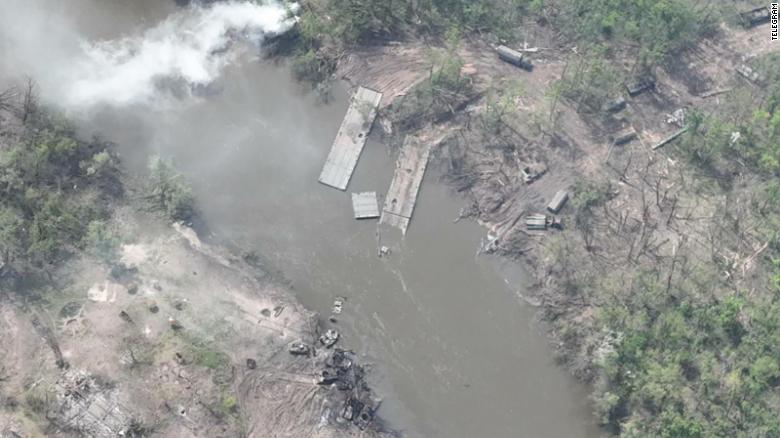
[0,218,396,437]
[3,0,776,434]
[327,11,780,431]
[0,104,394,436]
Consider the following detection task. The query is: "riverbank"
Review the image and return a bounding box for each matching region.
[4,0,777,435]
[0,2,602,437]
[0,101,392,437]
[318,5,780,434]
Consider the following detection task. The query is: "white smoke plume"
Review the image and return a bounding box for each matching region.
[0,0,298,109]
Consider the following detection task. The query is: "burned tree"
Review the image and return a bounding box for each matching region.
[0,86,17,114]
[19,76,39,124]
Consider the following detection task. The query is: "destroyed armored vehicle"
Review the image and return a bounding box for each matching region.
[739,6,770,28]
[736,64,763,84]
[626,76,655,97]
[341,402,355,422]
[319,368,339,385]
[605,96,627,113]
[525,214,562,231]
[520,166,542,184]
[613,127,638,145]
[317,348,380,429]
[355,398,382,430]
[289,341,310,355]
[329,297,345,322]
[332,298,344,314]
[319,329,340,348]
[666,108,685,127]
[328,349,354,370]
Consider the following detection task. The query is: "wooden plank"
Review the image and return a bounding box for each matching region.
[652,127,688,150]
[698,88,732,98]
[318,87,382,190]
[380,135,432,234]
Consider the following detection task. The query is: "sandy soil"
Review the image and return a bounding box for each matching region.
[349,19,777,251]
[0,206,391,438]
[337,42,429,108]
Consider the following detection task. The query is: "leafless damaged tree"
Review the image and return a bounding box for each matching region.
[0,86,17,113]
[19,76,39,124]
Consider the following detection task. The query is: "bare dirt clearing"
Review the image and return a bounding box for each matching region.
[0,207,391,437]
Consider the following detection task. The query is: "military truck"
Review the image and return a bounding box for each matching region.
[605,96,627,113]
[525,214,562,231]
[739,6,770,28]
[613,127,638,145]
[547,190,569,214]
[496,45,534,71]
[626,76,655,97]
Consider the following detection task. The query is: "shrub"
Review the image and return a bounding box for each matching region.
[557,50,623,112]
[146,156,195,222]
[563,0,711,65]
[82,220,120,262]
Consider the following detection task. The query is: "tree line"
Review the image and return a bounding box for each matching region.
[0,82,194,281]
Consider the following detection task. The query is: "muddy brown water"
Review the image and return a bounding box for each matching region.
[1,1,602,436]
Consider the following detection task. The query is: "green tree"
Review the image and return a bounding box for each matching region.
[0,206,24,270]
[147,156,195,222]
[82,220,120,262]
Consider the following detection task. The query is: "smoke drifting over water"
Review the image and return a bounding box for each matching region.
[67,1,297,107]
[0,0,297,109]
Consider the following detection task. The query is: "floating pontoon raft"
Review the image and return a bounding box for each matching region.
[318,87,382,191]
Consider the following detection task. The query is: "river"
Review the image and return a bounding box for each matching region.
[0,1,601,437]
